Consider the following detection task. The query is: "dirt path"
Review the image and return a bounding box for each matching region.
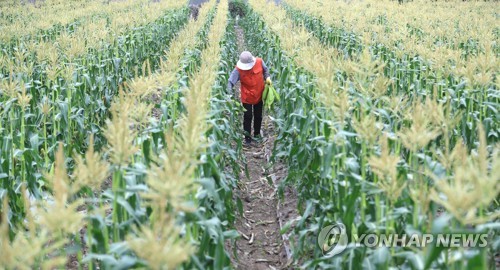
[227,22,299,270]
[229,116,299,270]
[231,136,287,269]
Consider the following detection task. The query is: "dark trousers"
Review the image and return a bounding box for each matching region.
[242,100,263,140]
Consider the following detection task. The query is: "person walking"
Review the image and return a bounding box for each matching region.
[227,51,272,147]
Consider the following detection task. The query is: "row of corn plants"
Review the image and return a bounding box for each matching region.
[244,0,498,269]
[97,1,235,268]
[129,2,245,266]
[99,0,240,268]
[97,2,220,267]
[204,12,245,226]
[161,3,218,122]
[0,0,190,256]
[182,2,246,266]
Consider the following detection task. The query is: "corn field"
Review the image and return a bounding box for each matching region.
[0,0,498,269]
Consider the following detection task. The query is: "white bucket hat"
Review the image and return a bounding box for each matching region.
[236,51,256,70]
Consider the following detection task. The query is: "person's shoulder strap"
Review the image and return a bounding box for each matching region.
[255,57,262,68]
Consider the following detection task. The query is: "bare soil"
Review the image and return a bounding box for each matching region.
[229,132,287,269]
